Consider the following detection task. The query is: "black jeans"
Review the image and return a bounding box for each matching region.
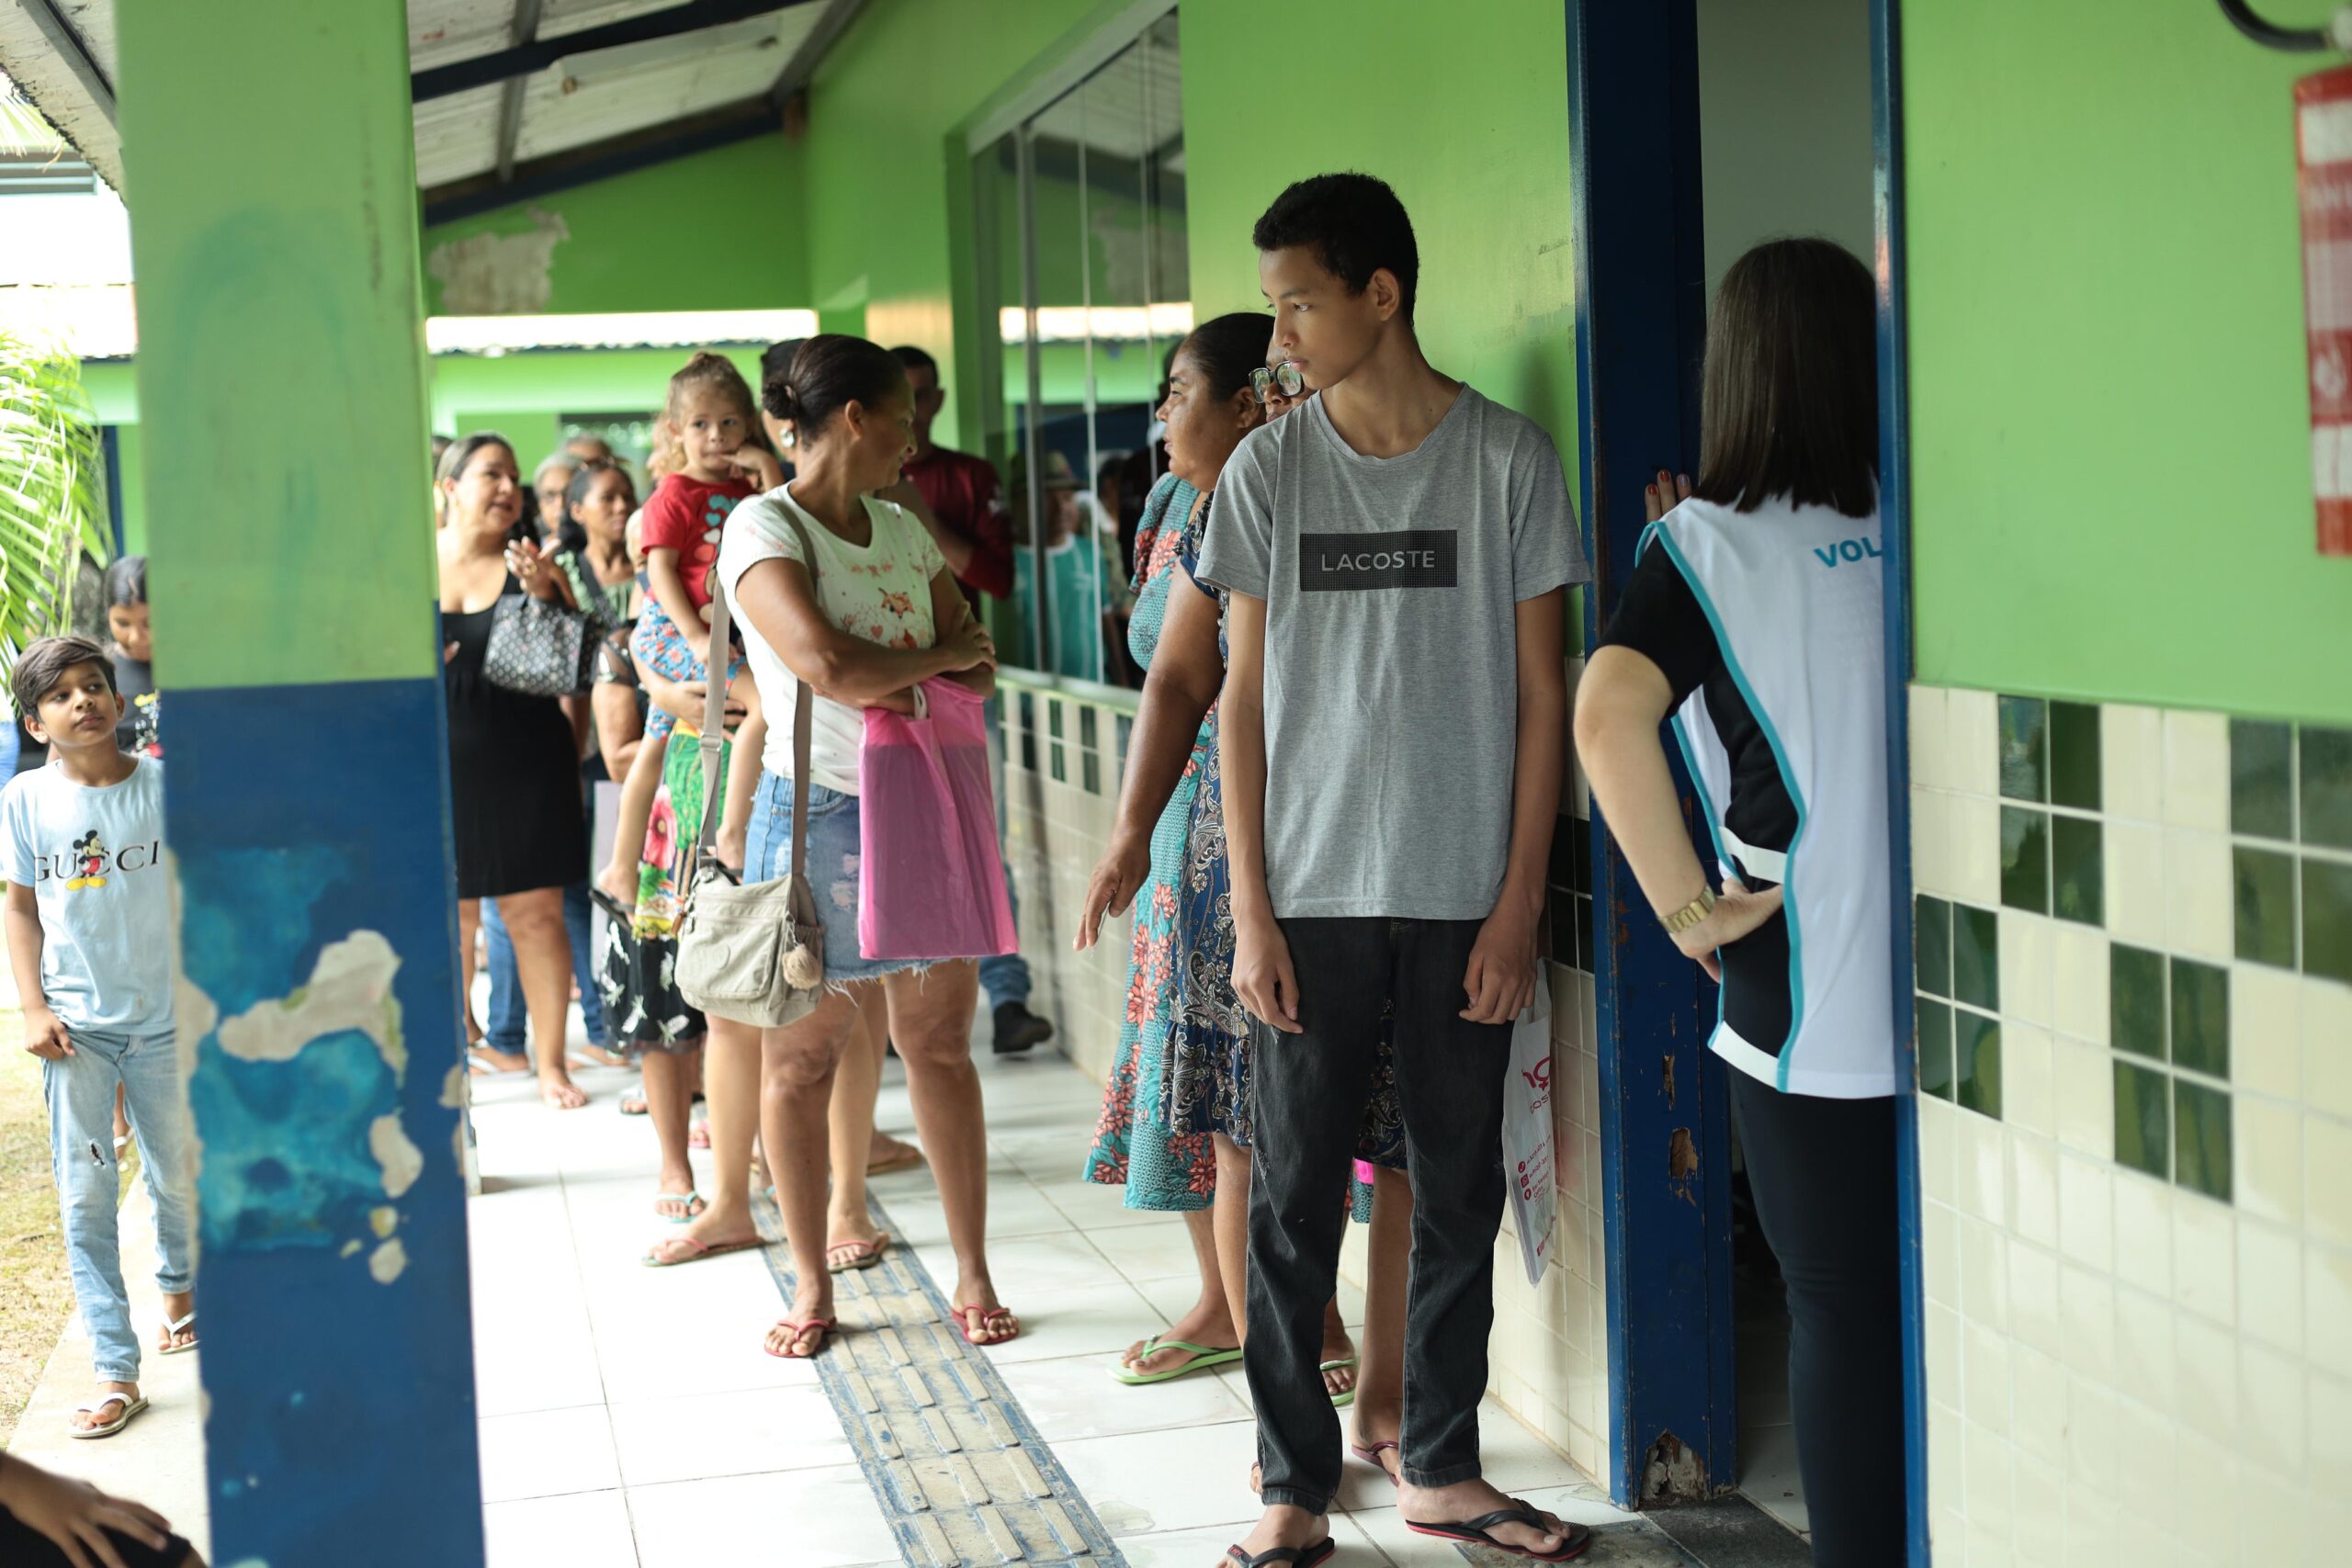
[1246,916,1512,1512]
[1726,1070,1906,1568]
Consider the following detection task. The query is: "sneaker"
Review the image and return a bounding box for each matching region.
[992,1002,1054,1055]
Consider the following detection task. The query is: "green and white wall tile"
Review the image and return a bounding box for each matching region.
[1908,684,2352,1559]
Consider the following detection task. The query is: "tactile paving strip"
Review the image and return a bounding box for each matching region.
[755,1191,1127,1567]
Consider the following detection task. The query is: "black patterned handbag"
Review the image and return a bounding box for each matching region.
[482,592,594,697]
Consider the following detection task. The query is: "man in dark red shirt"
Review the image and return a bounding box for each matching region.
[894,346,1015,613]
[891,344,1052,1057]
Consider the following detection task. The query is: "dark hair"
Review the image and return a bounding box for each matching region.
[557,458,637,555]
[103,555,148,608]
[891,344,940,382]
[435,432,514,489]
[12,636,115,723]
[1694,238,1878,518]
[1252,173,1419,321]
[761,338,806,393]
[763,333,908,436]
[1177,311,1277,403]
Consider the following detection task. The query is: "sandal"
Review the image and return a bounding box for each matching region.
[688,1117,710,1149]
[653,1190,705,1224]
[954,1304,1021,1346]
[71,1393,148,1439]
[825,1235,890,1273]
[157,1312,198,1356]
[1322,1355,1358,1409]
[866,1143,924,1177]
[1225,1540,1335,1568]
[1350,1438,1400,1486]
[642,1233,760,1267]
[1404,1502,1591,1562]
[619,1088,649,1116]
[1113,1336,1241,1385]
[467,1046,527,1077]
[764,1318,836,1359]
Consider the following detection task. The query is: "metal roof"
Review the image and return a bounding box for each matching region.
[0,0,859,215]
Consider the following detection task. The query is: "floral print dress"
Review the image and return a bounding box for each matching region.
[1081,473,1218,1211]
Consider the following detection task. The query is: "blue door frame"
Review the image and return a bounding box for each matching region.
[1568,0,1928,1556]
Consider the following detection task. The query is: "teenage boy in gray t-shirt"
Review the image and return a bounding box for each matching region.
[1198,174,1591,1566]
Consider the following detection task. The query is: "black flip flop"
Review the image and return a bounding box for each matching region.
[1405,1504,1591,1562]
[1225,1540,1336,1568]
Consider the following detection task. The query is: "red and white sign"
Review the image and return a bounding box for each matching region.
[2296,65,2352,555]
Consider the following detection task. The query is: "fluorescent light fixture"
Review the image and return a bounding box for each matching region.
[425,310,818,355]
[999,302,1194,345]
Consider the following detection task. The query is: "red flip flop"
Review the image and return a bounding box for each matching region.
[764,1318,836,1359]
[955,1304,1020,1346]
[1350,1438,1401,1486]
[1404,1503,1591,1561]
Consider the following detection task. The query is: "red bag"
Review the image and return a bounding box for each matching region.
[857,678,1018,961]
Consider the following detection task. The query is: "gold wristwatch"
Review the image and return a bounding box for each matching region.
[1662,885,1717,935]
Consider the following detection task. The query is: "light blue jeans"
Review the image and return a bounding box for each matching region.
[481,883,607,1052]
[43,1027,196,1382]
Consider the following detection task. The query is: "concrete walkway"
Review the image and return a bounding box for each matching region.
[14,1018,1705,1564]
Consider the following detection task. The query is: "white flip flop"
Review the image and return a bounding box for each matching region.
[158,1311,198,1355]
[71,1392,148,1438]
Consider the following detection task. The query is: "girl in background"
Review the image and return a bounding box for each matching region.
[597,353,780,913]
[103,557,158,759]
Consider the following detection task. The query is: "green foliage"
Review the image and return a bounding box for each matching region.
[0,331,109,685]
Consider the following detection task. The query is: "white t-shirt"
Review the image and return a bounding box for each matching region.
[718,486,949,794]
[2,757,173,1034]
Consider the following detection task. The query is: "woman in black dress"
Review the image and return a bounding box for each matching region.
[436,434,592,1109]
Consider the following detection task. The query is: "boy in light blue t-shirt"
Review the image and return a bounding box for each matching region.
[3,636,192,1442]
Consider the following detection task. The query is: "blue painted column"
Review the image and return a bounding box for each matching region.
[1566,0,1739,1508]
[116,2,484,1562]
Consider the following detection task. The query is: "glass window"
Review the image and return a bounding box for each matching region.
[972,8,1185,687]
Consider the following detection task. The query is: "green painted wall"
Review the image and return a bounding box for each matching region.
[418,135,808,317]
[1906,1,2352,724]
[1180,0,1579,616]
[119,0,436,689]
[797,0,1106,448]
[427,345,763,434]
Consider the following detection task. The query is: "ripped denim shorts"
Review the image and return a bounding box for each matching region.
[742,770,935,987]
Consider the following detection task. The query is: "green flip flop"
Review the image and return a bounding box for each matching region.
[1113,1336,1243,1385]
[1324,1356,1359,1409]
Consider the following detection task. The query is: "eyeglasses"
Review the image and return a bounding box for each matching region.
[1250,361,1305,403]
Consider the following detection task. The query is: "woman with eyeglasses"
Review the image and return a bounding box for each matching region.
[1073,315,1413,1474]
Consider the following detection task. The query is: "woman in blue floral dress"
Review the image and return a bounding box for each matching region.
[1079,468,1211,1209]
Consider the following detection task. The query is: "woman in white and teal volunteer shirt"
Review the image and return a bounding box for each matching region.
[1576,238,1902,1567]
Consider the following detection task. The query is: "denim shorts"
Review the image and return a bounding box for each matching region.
[744,770,934,987]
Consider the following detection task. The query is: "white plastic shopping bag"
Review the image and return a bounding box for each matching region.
[1502,981,1557,1286]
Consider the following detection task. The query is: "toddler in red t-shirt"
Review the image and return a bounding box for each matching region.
[599,353,780,911]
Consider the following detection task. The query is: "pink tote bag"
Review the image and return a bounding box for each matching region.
[857,677,1018,961]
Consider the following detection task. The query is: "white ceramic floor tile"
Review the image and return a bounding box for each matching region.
[1047,1421,1265,1536]
[607,1386,854,1486]
[999,1348,1252,1441]
[483,1487,639,1568]
[1085,1213,1209,1282]
[478,1404,623,1504]
[970,1276,1170,1366]
[627,1466,899,1568]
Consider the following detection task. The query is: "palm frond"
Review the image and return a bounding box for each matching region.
[0,329,108,683]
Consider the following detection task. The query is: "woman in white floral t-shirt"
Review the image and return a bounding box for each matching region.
[716,334,1014,1359]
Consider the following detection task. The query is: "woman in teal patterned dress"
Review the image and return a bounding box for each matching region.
[1077,466,1211,1219]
